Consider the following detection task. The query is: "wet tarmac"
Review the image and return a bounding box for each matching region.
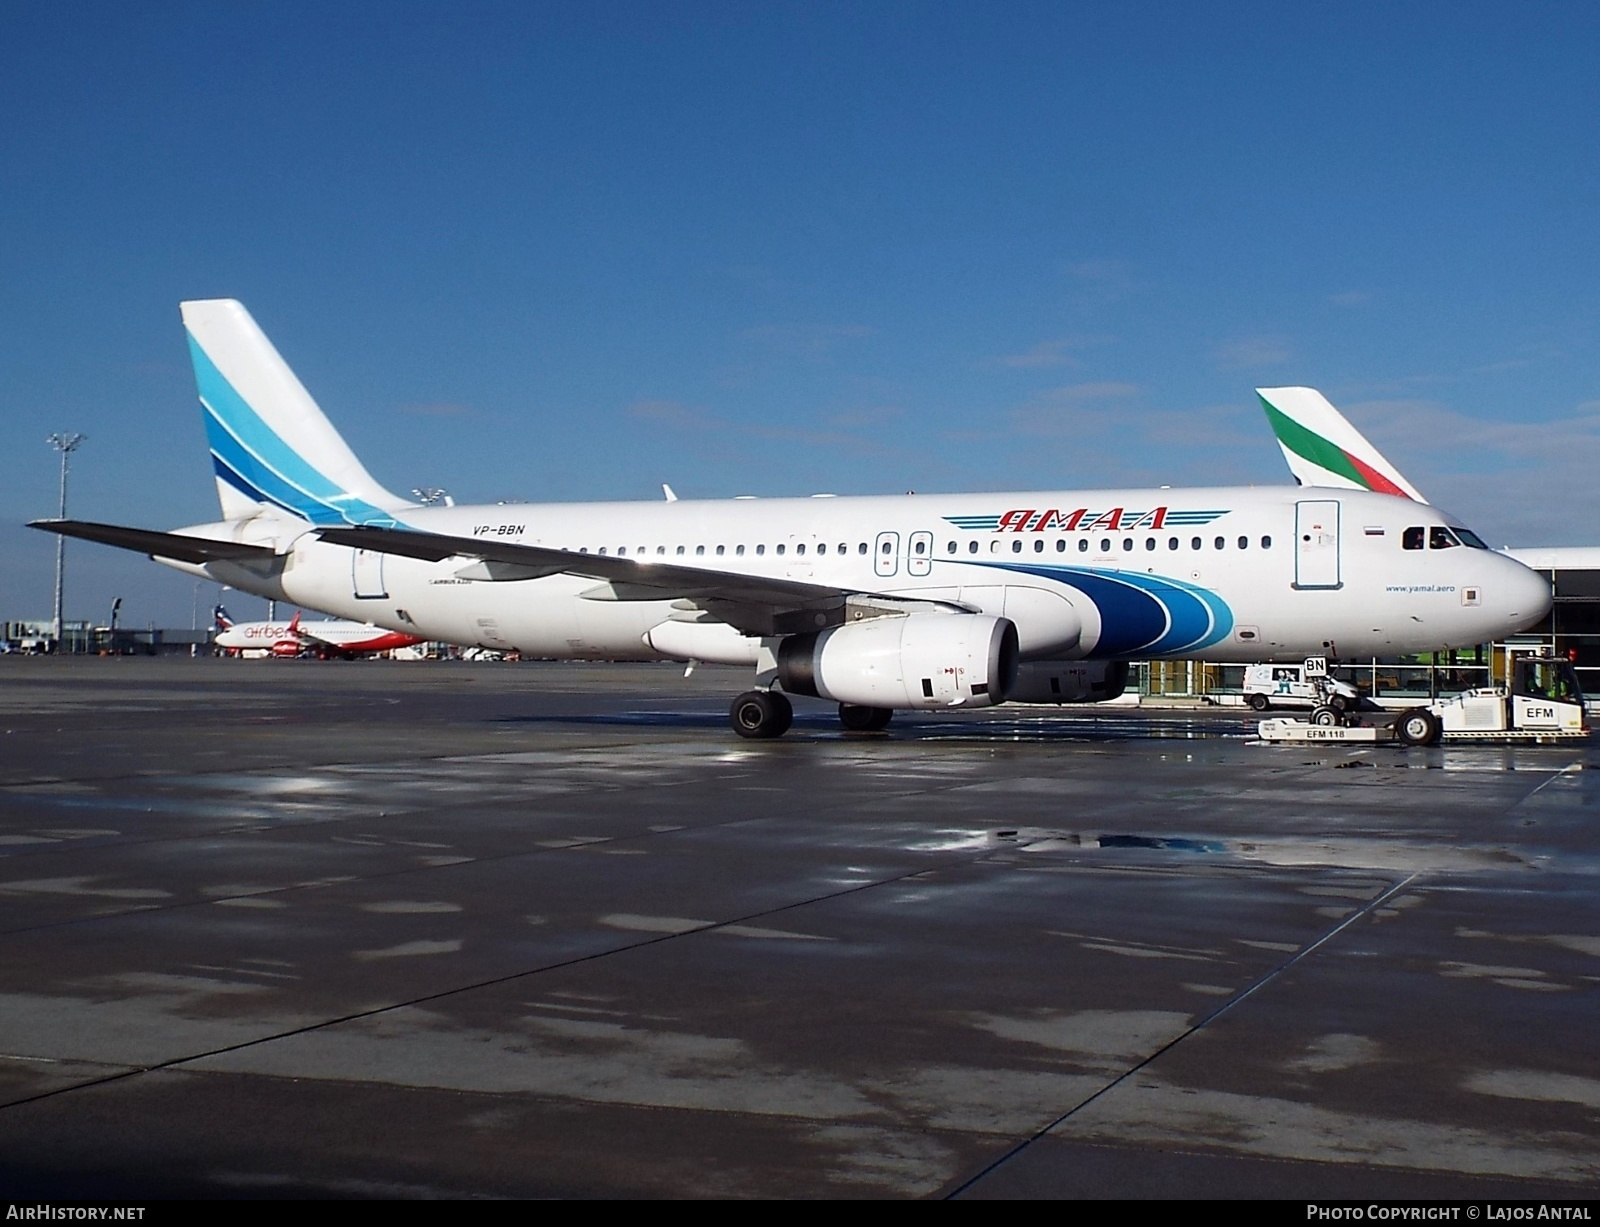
[0,656,1596,1199]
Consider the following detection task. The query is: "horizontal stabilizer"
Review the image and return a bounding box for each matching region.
[28,519,277,564]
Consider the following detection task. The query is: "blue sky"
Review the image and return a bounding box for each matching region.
[4,1,1599,626]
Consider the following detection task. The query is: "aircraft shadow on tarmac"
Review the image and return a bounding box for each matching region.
[490,709,1256,741]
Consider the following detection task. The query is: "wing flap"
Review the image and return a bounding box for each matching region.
[316,526,851,605]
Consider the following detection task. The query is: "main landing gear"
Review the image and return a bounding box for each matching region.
[730,690,793,739]
[728,693,897,738]
[838,703,893,733]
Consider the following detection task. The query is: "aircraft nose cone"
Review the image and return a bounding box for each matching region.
[1500,556,1553,630]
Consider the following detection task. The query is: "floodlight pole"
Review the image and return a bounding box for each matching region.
[46,433,86,648]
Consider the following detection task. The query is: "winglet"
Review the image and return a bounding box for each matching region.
[663,484,678,502]
[1256,387,1428,503]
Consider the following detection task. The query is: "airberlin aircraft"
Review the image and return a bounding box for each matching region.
[32,301,1552,738]
[211,605,424,659]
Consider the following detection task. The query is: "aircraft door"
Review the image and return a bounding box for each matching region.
[874,531,900,578]
[907,530,933,577]
[353,548,388,599]
[1294,500,1341,589]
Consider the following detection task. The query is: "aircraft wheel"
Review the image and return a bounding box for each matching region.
[1394,708,1441,747]
[1328,693,1350,713]
[1310,705,1342,726]
[839,704,894,732]
[1247,693,1271,712]
[730,690,793,739]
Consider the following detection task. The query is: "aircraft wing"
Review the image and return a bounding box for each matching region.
[315,525,864,636]
[28,519,278,564]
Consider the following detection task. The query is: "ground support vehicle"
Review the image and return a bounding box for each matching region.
[1243,661,1363,713]
[1256,655,1588,747]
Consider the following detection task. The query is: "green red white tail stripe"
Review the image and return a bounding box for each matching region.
[1256,387,1427,503]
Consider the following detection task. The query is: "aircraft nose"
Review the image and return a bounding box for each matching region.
[1499,556,1552,631]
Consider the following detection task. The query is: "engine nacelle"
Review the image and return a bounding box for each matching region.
[778,614,1019,710]
[1007,660,1129,705]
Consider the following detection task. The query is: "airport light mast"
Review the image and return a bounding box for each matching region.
[46,432,86,649]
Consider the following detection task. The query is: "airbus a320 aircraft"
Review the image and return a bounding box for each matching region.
[212,605,425,659]
[32,301,1552,738]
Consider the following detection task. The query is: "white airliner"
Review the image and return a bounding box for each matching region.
[212,605,425,658]
[32,300,1552,738]
[1258,386,1600,572]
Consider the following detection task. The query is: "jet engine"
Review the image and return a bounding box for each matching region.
[778,613,1018,710]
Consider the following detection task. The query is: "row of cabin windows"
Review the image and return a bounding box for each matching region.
[581,542,873,557]
[961,535,1272,555]
[576,536,1273,557]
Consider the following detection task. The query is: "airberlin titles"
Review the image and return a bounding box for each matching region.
[945,506,1229,533]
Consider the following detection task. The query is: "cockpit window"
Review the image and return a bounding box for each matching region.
[1429,527,1460,550]
[1403,526,1425,550]
[1454,527,1489,549]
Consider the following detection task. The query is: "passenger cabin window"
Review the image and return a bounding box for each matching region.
[969,540,979,554]
[1214,536,1225,550]
[736,545,745,556]
[946,541,957,554]
[1145,538,1156,551]
[1122,538,1133,552]
[1056,539,1067,552]
[1012,540,1022,553]
[1430,527,1460,549]
[858,543,867,555]
[696,545,706,555]
[1191,537,1201,550]
[1078,539,1089,552]
[1238,536,1248,550]
[818,543,828,555]
[676,545,685,555]
[1168,537,1179,550]
[1403,526,1425,550]
[1261,535,1272,549]
[1033,539,1043,553]
[1099,539,1111,552]
[881,541,892,554]
[716,545,725,555]
[756,545,765,555]
[776,544,785,555]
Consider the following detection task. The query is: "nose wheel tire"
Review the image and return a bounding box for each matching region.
[1394,708,1442,747]
[839,704,894,732]
[730,690,793,739]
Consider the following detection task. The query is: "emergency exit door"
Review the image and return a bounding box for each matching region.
[1294,500,1341,589]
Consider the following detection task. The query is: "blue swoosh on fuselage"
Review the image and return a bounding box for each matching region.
[968,561,1234,656]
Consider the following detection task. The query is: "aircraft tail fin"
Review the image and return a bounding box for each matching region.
[1256,387,1428,503]
[213,604,233,631]
[181,300,415,526]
